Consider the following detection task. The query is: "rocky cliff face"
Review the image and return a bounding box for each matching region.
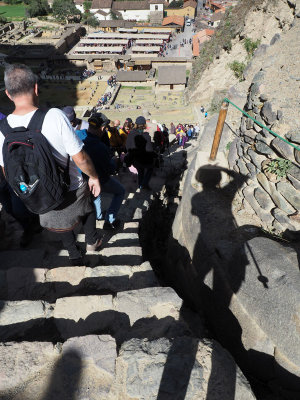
[190,0,296,108]
[191,0,300,234]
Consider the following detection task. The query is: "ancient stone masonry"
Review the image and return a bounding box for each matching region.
[228,31,300,237]
[0,148,255,399]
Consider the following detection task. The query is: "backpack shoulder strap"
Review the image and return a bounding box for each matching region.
[0,117,13,137]
[27,108,48,133]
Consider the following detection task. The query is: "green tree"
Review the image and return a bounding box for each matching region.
[3,0,22,4]
[110,10,119,20]
[83,1,92,12]
[52,0,79,22]
[168,0,183,8]
[26,0,49,17]
[0,16,7,24]
[82,13,99,27]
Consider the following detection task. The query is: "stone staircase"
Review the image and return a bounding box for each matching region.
[0,143,256,400]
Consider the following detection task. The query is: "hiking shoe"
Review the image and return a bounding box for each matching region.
[86,238,103,252]
[103,219,121,230]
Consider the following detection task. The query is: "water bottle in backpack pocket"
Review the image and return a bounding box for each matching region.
[0,109,70,214]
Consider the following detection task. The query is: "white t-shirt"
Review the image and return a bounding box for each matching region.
[0,108,84,191]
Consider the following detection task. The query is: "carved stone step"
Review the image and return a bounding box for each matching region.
[0,262,158,302]
[0,287,185,343]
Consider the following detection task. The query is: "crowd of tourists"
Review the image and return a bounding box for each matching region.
[107,75,117,87]
[81,69,96,80]
[0,64,199,267]
[96,91,112,108]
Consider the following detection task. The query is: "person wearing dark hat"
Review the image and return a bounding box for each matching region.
[78,113,125,229]
[88,112,111,149]
[125,116,156,190]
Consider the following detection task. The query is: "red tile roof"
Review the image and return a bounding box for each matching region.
[162,15,185,27]
[182,0,197,8]
[192,29,215,56]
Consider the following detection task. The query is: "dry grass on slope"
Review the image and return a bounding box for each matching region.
[189,0,263,90]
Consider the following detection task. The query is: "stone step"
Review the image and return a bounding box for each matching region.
[107,232,140,247]
[0,262,159,302]
[87,246,143,266]
[76,232,140,248]
[0,249,46,270]
[0,287,187,343]
[0,334,256,400]
[0,335,117,400]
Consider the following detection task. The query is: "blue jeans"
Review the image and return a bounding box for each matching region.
[93,177,125,223]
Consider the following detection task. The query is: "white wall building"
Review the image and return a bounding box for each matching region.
[112,1,150,22]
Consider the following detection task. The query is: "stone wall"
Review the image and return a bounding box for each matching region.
[228,70,300,237]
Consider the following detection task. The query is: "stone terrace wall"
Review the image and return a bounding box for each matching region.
[228,35,300,237]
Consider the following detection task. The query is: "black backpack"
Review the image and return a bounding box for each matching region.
[0,109,70,214]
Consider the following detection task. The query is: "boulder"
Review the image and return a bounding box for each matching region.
[277,181,300,210]
[261,102,277,124]
[257,173,296,214]
[254,186,274,210]
[227,237,300,390]
[271,137,294,161]
[228,138,238,169]
[247,149,265,170]
[0,336,117,400]
[111,337,256,400]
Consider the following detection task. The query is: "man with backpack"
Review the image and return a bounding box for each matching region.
[0,64,102,265]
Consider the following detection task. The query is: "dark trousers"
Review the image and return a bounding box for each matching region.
[134,161,153,188]
[58,211,98,259]
[0,181,37,231]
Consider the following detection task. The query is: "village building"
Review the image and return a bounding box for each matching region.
[192,29,215,57]
[208,11,224,27]
[162,16,185,33]
[116,70,155,86]
[149,0,165,24]
[205,0,235,12]
[166,0,197,19]
[156,65,186,91]
[111,0,150,22]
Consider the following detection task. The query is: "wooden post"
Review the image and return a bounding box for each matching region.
[209,101,229,161]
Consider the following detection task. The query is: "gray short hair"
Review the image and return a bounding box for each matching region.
[4,64,37,97]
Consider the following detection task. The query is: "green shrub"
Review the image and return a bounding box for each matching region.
[228,60,246,81]
[189,0,262,90]
[266,158,291,178]
[226,141,232,151]
[209,90,227,113]
[244,37,260,57]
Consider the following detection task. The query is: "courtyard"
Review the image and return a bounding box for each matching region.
[102,85,196,125]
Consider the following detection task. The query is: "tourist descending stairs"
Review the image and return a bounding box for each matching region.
[0,143,255,399]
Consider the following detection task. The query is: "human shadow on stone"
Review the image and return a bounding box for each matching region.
[191,166,249,400]
[42,349,82,400]
[156,306,200,400]
[0,269,159,302]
